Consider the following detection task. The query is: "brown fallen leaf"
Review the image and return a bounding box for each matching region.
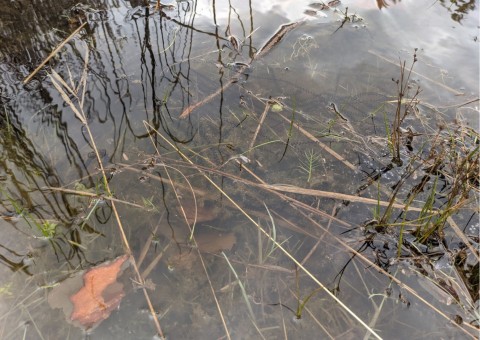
[195,230,236,253]
[177,199,221,224]
[167,231,236,271]
[48,255,131,330]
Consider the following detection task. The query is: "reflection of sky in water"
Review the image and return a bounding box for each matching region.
[0,0,478,338]
[232,1,477,89]
[353,1,478,93]
[192,0,477,97]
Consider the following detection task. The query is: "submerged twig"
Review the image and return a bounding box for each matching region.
[249,102,271,151]
[276,109,357,171]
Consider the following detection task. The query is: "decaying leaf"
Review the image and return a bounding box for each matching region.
[195,230,236,253]
[167,231,236,271]
[48,255,131,330]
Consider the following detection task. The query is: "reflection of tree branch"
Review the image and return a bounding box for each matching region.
[0,244,32,276]
[135,6,197,144]
[180,19,305,119]
[0,254,32,275]
[1,97,89,217]
[158,10,229,43]
[331,236,372,294]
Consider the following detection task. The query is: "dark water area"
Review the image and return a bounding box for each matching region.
[0,0,478,339]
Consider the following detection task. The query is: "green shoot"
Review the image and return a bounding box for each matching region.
[298,149,321,182]
[5,193,57,239]
[294,266,322,319]
[142,196,158,212]
[383,110,394,159]
[222,252,255,320]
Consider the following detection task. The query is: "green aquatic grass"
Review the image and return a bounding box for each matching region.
[258,203,290,265]
[4,191,57,239]
[222,251,255,320]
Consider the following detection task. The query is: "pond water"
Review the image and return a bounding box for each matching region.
[0,0,478,339]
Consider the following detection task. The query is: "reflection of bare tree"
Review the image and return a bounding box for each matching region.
[0,2,110,272]
[0,0,219,277]
[0,0,105,60]
[0,243,32,275]
[0,0,266,307]
[0,102,90,273]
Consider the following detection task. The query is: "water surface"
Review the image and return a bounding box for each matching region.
[0,0,478,339]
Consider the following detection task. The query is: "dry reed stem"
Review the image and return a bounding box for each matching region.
[79,100,165,338]
[243,91,359,171]
[435,97,479,109]
[177,212,232,338]
[143,122,231,340]
[24,22,87,84]
[140,133,199,237]
[299,205,336,267]
[136,154,429,227]
[137,213,164,268]
[45,187,146,209]
[240,162,353,225]
[262,184,423,211]
[249,102,271,151]
[245,93,406,205]
[236,147,477,336]
[167,149,351,227]
[179,80,236,119]
[144,122,383,340]
[141,243,171,279]
[116,162,209,196]
[144,124,202,240]
[275,280,289,340]
[213,253,294,273]
[253,209,320,239]
[447,216,480,261]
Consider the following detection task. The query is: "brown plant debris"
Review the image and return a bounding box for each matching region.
[48,255,131,330]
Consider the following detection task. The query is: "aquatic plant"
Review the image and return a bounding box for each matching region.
[222,252,255,320]
[390,49,420,166]
[4,191,58,239]
[298,149,321,183]
[292,266,322,320]
[258,203,290,264]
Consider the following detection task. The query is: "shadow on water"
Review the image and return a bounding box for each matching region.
[0,0,478,339]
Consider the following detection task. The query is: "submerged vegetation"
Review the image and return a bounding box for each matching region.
[0,0,478,339]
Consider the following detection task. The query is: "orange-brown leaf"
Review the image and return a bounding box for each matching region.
[69,255,130,329]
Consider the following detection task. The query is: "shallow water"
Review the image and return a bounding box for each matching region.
[0,0,478,339]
